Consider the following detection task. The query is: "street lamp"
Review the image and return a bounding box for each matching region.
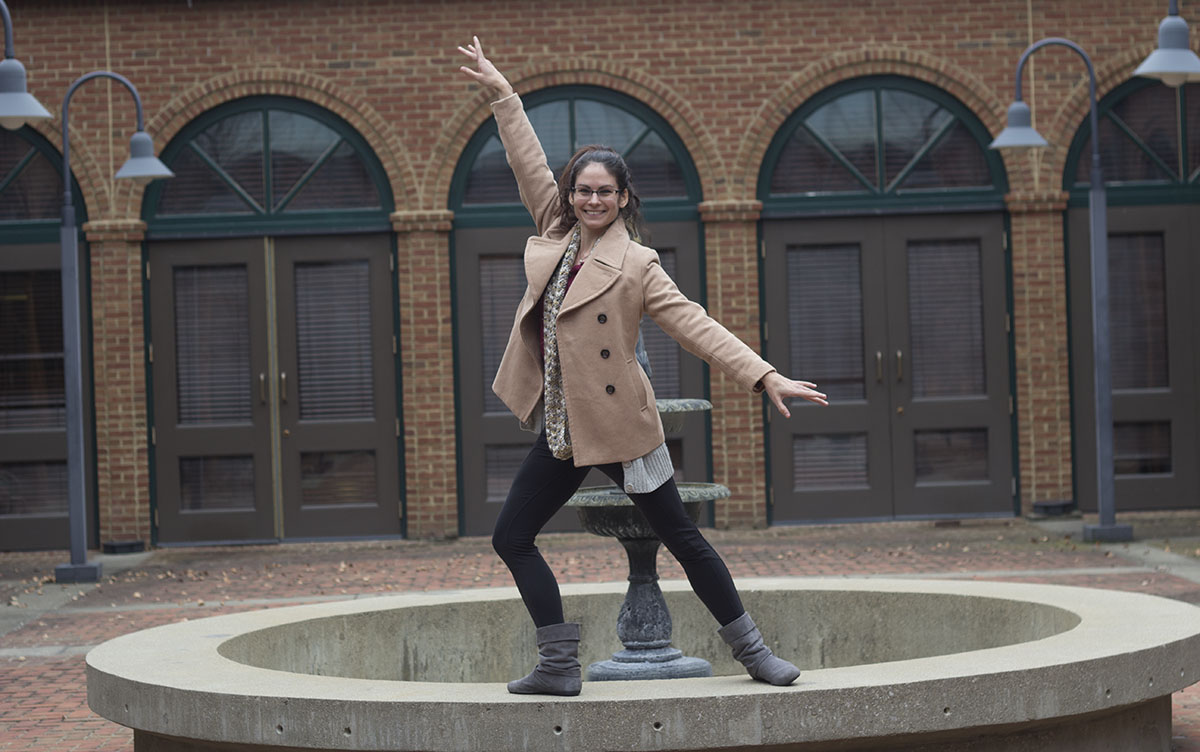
[53,72,172,583]
[1135,0,1200,87]
[989,38,1133,543]
[0,0,51,129]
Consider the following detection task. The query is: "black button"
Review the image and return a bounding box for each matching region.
[605,385,615,394]
[600,349,610,359]
[597,314,607,323]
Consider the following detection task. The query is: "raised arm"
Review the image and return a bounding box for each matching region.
[458,37,562,236]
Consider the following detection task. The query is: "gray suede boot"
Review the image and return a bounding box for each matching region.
[507,622,582,696]
[718,612,801,686]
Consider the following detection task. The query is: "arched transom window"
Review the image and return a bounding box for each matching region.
[760,76,1007,213]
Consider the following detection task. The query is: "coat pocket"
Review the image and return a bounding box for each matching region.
[624,358,651,412]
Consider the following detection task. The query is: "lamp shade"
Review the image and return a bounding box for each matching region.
[989,101,1049,150]
[114,130,174,186]
[1135,14,1200,87]
[0,57,52,130]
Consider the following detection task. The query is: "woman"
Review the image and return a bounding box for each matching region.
[458,37,828,696]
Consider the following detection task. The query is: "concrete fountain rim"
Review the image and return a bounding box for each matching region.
[86,577,1200,751]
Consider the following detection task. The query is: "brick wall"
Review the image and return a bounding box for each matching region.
[4,0,1177,541]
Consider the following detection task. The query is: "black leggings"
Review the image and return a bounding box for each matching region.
[492,432,744,628]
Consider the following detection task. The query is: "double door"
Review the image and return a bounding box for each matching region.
[763,214,1013,522]
[149,235,400,543]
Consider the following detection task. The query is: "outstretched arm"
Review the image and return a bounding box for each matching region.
[457,36,513,99]
[760,372,828,418]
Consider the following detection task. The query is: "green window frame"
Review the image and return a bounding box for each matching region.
[142,97,394,239]
[758,76,1008,216]
[449,86,703,227]
[1063,79,1200,207]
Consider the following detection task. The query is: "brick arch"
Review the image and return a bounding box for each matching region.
[429,62,722,210]
[736,46,1008,199]
[26,119,112,224]
[115,68,417,216]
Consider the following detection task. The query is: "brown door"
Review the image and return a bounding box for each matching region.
[1069,205,1200,511]
[455,221,707,537]
[0,244,96,550]
[150,235,400,543]
[764,213,1013,522]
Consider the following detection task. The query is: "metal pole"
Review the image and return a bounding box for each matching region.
[54,71,148,583]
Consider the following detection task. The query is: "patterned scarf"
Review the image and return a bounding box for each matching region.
[542,225,582,460]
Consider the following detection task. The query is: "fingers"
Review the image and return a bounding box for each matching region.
[771,392,791,419]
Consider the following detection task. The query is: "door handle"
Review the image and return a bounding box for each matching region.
[875,351,883,383]
[280,371,288,403]
[896,350,904,382]
[259,373,266,404]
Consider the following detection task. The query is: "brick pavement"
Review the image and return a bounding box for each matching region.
[4,513,1200,750]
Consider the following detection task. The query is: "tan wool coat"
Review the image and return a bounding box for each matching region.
[489,93,776,467]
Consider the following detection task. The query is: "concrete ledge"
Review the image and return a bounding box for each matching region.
[86,578,1200,751]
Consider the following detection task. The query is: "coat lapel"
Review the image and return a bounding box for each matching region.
[561,221,629,314]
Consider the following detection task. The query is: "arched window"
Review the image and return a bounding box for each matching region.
[759,76,1007,215]
[144,98,393,237]
[0,127,90,551]
[449,86,706,537]
[1065,80,1200,204]
[452,86,701,224]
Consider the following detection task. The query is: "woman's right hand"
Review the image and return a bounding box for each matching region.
[457,36,514,99]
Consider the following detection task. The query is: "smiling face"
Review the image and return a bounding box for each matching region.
[571,161,629,235]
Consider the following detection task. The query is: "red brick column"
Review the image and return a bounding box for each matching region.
[1007,191,1074,512]
[83,218,152,546]
[699,200,769,529]
[392,210,459,539]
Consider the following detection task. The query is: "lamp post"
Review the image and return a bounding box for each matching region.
[990,38,1132,543]
[51,72,173,583]
[0,0,51,129]
[1135,0,1200,86]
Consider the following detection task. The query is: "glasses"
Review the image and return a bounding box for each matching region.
[571,186,621,201]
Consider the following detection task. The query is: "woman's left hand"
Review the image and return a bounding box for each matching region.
[761,372,828,417]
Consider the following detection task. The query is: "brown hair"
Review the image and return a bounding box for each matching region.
[554,145,648,243]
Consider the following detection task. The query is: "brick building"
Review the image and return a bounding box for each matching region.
[1,0,1197,549]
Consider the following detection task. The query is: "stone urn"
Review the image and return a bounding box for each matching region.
[567,398,730,681]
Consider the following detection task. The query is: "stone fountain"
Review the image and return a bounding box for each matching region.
[568,398,726,681]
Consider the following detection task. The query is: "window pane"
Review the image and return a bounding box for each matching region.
[625,131,687,198]
[1075,113,1173,186]
[1114,422,1171,475]
[908,239,985,398]
[485,445,529,502]
[0,270,64,429]
[480,255,526,414]
[0,134,61,220]
[464,135,519,205]
[270,110,339,209]
[528,100,572,176]
[295,261,374,420]
[158,145,257,216]
[575,100,643,153]
[1109,233,1168,389]
[914,429,988,483]
[174,265,252,424]
[805,90,877,187]
[770,126,867,195]
[1112,85,1180,179]
[897,121,991,190]
[640,250,680,399]
[787,245,864,402]
[0,461,67,516]
[285,141,381,211]
[301,450,376,507]
[881,90,953,188]
[794,434,867,489]
[193,110,266,208]
[179,456,255,511]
